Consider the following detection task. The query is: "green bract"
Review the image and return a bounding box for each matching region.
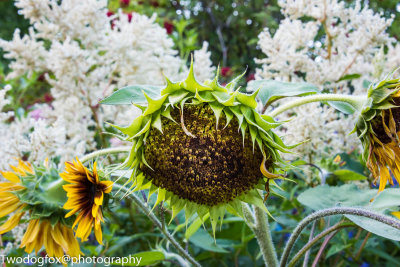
[107,60,294,235]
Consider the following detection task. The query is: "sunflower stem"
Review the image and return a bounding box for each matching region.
[268,94,366,117]
[253,206,279,267]
[279,207,400,267]
[288,222,355,267]
[80,146,131,163]
[113,184,201,267]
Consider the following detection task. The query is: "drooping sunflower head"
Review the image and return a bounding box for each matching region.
[61,158,113,244]
[0,159,81,258]
[109,61,293,233]
[354,73,400,192]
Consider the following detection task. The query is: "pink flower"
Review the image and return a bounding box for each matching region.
[127,13,133,22]
[221,67,232,77]
[120,0,130,7]
[246,73,255,82]
[164,21,173,35]
[30,109,43,121]
[106,11,114,17]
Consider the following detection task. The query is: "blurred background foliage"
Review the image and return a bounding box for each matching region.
[1,0,400,266]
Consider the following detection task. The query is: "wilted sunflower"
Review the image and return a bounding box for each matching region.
[0,160,81,259]
[353,74,400,192]
[61,158,113,244]
[107,60,292,233]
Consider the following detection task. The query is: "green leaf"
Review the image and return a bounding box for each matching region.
[298,185,400,241]
[327,101,356,114]
[247,79,319,105]
[100,85,163,105]
[346,214,400,241]
[297,184,376,211]
[112,251,165,266]
[331,169,367,181]
[189,228,229,253]
[336,73,361,82]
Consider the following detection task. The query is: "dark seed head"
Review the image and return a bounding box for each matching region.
[371,98,400,144]
[141,104,267,206]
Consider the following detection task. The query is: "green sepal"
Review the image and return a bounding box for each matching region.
[169,196,185,224]
[142,93,169,116]
[131,118,151,139]
[226,69,246,91]
[209,205,225,239]
[236,89,259,109]
[182,58,213,93]
[212,91,236,106]
[195,90,215,102]
[222,108,234,129]
[161,76,181,95]
[151,111,163,133]
[209,102,224,128]
[108,115,144,137]
[168,90,189,106]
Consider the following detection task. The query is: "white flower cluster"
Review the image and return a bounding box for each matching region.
[255,0,400,161]
[0,0,215,168]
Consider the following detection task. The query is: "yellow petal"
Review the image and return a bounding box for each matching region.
[0,171,21,183]
[21,219,40,245]
[94,220,103,245]
[101,181,113,193]
[0,211,24,234]
[94,191,104,206]
[260,158,280,179]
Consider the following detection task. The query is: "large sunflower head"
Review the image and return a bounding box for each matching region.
[61,158,113,244]
[108,61,292,234]
[0,159,81,258]
[353,74,400,192]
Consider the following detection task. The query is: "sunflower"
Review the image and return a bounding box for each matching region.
[61,158,113,244]
[20,219,81,260]
[0,160,81,259]
[353,74,400,192]
[0,160,30,234]
[106,60,293,234]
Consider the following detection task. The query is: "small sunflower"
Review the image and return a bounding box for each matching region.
[353,74,400,192]
[0,160,81,259]
[61,158,113,244]
[106,60,293,234]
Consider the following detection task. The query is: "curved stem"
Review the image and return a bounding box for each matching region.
[80,146,131,163]
[268,94,366,117]
[288,222,355,267]
[113,184,201,267]
[253,207,279,267]
[279,207,400,267]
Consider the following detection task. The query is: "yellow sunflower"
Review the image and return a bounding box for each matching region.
[354,75,400,192]
[0,160,81,259]
[0,160,30,234]
[20,219,81,259]
[61,158,113,244]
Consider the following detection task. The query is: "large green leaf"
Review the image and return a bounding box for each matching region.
[247,79,319,105]
[100,85,163,105]
[298,185,400,241]
[329,169,367,182]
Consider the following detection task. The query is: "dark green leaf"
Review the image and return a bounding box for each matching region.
[189,228,229,253]
[336,73,361,82]
[100,85,163,105]
[247,80,319,105]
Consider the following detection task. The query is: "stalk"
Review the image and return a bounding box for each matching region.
[268,94,366,117]
[80,146,131,163]
[113,184,201,267]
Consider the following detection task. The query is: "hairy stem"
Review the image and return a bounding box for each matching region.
[289,222,355,267]
[268,94,366,117]
[113,184,201,267]
[279,207,400,267]
[253,207,279,267]
[80,146,131,163]
[302,221,316,267]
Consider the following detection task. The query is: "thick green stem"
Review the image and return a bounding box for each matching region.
[268,94,366,117]
[279,207,400,267]
[254,207,279,267]
[80,146,131,163]
[113,184,201,267]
